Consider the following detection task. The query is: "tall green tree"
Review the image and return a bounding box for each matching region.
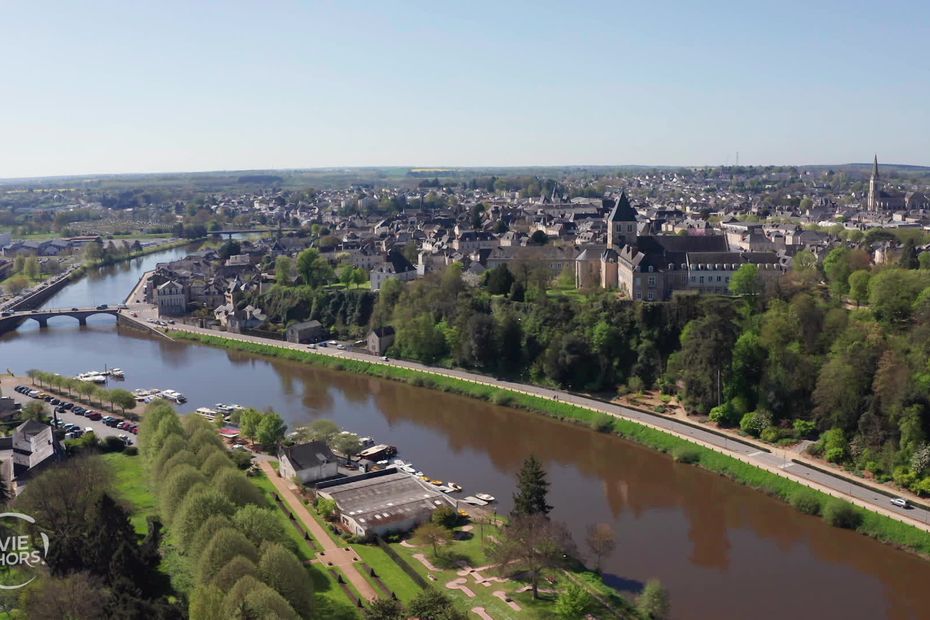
[512,455,552,517]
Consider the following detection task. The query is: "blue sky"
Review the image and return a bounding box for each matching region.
[1,1,928,177]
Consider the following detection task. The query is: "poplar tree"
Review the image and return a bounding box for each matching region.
[512,455,552,517]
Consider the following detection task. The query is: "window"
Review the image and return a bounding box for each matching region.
[648,275,656,287]
[699,276,704,284]
[647,291,655,301]
[716,276,721,282]
[627,224,634,232]
[636,291,642,300]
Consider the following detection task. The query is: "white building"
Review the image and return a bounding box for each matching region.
[278,441,338,485]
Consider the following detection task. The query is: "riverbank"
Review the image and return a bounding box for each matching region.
[169,328,930,558]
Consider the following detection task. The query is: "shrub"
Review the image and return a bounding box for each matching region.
[431,505,459,529]
[760,426,781,443]
[638,579,670,620]
[825,447,845,463]
[627,376,645,394]
[653,405,667,414]
[818,428,847,462]
[123,446,138,456]
[590,413,614,433]
[554,584,591,618]
[822,500,863,530]
[709,403,740,427]
[916,477,930,497]
[893,466,919,490]
[789,490,822,515]
[491,391,514,406]
[793,419,817,439]
[739,411,770,437]
[672,446,700,464]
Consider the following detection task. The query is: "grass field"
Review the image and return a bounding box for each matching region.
[103,452,156,534]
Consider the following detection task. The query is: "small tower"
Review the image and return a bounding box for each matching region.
[606,192,637,247]
[868,155,880,211]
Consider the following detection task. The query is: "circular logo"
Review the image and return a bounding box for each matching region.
[0,512,49,590]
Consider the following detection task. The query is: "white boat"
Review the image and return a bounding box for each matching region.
[393,459,406,466]
[463,496,488,506]
[109,368,125,379]
[437,485,455,493]
[76,372,107,383]
[475,493,496,503]
[447,482,462,493]
[400,465,416,474]
[196,407,218,419]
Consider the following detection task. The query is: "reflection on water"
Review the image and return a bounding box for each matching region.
[2,248,930,619]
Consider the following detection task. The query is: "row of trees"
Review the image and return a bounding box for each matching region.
[141,401,316,619]
[26,369,136,413]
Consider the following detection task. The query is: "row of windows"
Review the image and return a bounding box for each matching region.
[691,275,731,284]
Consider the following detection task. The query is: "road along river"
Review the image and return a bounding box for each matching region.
[2,247,930,619]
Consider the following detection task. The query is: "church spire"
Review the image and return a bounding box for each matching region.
[872,154,879,179]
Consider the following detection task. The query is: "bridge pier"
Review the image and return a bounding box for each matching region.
[78,317,87,326]
[37,317,48,329]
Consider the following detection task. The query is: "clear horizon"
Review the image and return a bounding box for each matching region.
[3,1,928,178]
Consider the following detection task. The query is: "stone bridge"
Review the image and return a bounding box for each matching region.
[0,306,119,334]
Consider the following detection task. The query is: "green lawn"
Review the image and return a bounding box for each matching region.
[103,452,156,534]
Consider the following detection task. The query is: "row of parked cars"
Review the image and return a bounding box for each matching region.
[14,385,139,437]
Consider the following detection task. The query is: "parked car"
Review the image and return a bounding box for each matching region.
[50,398,61,405]
[86,412,102,421]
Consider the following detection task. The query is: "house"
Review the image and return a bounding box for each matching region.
[370,248,417,291]
[155,280,188,316]
[12,420,56,476]
[367,326,395,355]
[278,441,338,484]
[286,320,326,344]
[316,468,456,538]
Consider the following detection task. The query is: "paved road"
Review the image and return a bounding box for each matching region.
[134,318,930,532]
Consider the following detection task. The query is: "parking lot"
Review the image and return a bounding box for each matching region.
[10,384,137,446]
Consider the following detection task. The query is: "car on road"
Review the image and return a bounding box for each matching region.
[336,344,346,350]
[71,307,80,311]
[381,356,389,361]
[891,497,911,509]
[0,311,12,317]
[96,304,108,310]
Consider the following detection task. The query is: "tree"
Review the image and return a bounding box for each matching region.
[24,256,40,279]
[848,270,871,307]
[554,584,592,618]
[486,514,576,599]
[638,580,670,620]
[413,522,453,557]
[363,598,405,620]
[107,388,136,413]
[173,489,236,548]
[512,455,552,517]
[22,572,109,620]
[585,523,616,571]
[213,468,266,507]
[486,265,515,295]
[899,238,919,269]
[729,263,762,297]
[431,505,459,529]
[338,263,356,288]
[351,266,367,288]
[196,528,258,583]
[158,464,207,524]
[329,433,362,461]
[21,400,47,421]
[217,240,241,260]
[275,255,294,285]
[407,589,466,620]
[256,411,287,447]
[238,408,263,442]
[530,230,548,245]
[221,575,299,619]
[296,248,335,288]
[3,274,29,295]
[258,543,315,618]
[296,418,340,443]
[233,505,290,548]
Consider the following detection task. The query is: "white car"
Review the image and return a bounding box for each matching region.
[890,497,911,509]
[336,344,346,350]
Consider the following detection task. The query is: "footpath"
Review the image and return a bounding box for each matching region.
[257,461,377,601]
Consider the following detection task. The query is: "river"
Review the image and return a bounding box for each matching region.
[2,246,929,619]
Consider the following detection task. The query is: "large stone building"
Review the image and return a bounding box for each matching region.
[868,155,906,212]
